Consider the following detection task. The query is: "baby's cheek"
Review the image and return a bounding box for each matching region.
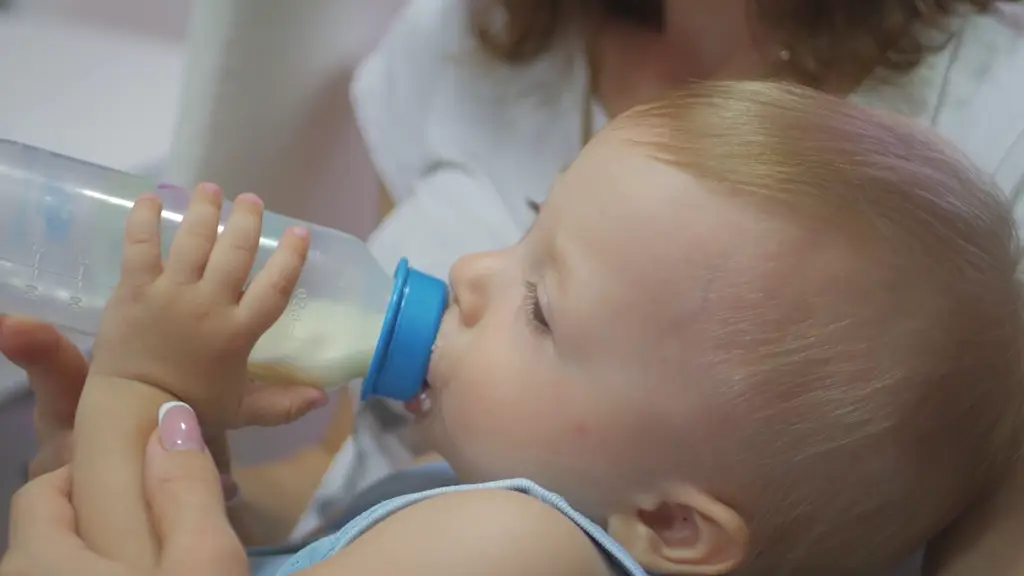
[442,355,559,442]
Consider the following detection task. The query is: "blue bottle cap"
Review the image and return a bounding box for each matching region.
[362,258,448,402]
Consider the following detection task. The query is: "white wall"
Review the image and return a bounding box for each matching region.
[9,0,189,40]
[167,0,405,238]
[5,0,402,237]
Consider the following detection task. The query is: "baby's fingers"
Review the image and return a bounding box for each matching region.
[204,193,264,299]
[166,183,222,284]
[121,194,163,287]
[239,227,310,331]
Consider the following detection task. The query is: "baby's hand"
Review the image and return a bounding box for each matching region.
[89,183,310,429]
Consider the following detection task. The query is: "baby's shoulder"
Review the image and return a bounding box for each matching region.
[307,489,614,576]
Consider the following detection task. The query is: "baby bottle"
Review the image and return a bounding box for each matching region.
[0,139,447,402]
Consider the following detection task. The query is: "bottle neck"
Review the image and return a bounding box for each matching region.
[361,259,448,402]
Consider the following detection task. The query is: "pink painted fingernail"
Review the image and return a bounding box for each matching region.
[289,226,308,238]
[158,402,205,452]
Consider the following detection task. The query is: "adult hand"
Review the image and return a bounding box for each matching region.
[0,315,330,479]
[0,403,247,576]
[0,317,87,479]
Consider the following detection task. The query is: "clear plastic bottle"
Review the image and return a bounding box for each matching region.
[0,139,447,402]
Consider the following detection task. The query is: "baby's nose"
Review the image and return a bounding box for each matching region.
[449,251,499,328]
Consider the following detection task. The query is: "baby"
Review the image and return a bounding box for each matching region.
[72,81,1023,575]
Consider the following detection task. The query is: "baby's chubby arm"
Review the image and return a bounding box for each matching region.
[72,376,176,569]
[300,489,613,576]
[71,184,310,571]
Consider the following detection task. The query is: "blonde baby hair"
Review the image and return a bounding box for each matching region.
[616,81,1024,574]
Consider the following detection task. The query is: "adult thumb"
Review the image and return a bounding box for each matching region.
[145,402,242,571]
[239,381,328,427]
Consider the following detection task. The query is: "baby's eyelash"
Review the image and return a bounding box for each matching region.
[524,281,550,333]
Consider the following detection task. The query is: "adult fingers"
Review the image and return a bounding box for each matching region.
[204,432,232,476]
[202,434,240,504]
[0,316,88,435]
[239,381,328,427]
[145,402,245,574]
[8,466,80,550]
[27,432,72,480]
[6,467,129,576]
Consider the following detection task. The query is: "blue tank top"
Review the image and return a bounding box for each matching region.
[249,477,649,576]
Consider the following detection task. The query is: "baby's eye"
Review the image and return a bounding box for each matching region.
[524,281,550,332]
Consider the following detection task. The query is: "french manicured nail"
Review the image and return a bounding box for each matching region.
[158,402,205,452]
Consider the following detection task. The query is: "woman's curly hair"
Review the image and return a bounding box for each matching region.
[470,0,1017,87]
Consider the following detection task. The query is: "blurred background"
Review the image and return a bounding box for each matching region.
[0,0,406,551]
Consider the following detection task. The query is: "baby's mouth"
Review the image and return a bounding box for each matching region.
[407,335,442,416]
[404,381,432,417]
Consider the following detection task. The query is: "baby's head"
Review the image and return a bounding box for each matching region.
[423,81,1024,574]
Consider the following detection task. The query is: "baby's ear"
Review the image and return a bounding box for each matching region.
[607,484,749,575]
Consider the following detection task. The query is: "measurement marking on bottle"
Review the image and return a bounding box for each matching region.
[71,251,88,310]
[287,289,309,335]
[76,257,88,295]
[31,246,42,281]
[11,245,91,306]
[288,289,309,320]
